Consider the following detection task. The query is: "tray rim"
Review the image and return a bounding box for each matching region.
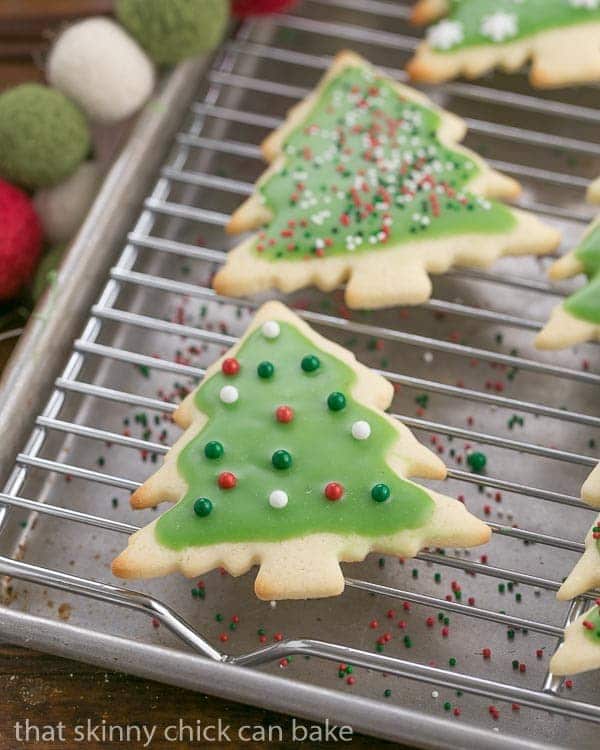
[0,607,555,750]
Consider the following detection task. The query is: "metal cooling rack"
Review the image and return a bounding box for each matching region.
[1,2,599,748]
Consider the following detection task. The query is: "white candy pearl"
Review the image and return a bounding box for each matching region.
[219,385,239,404]
[351,420,371,440]
[269,490,288,509]
[262,320,280,339]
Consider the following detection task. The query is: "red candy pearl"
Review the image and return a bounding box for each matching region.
[325,482,344,501]
[218,471,237,490]
[276,405,294,423]
[222,358,240,376]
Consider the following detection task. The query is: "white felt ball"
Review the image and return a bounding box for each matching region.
[34,161,100,244]
[262,320,280,339]
[220,385,239,404]
[351,420,371,440]
[269,490,288,509]
[47,18,155,123]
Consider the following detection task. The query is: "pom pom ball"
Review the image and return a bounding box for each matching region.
[0,84,90,190]
[47,18,155,123]
[34,162,100,244]
[231,0,299,16]
[115,0,229,65]
[0,179,43,301]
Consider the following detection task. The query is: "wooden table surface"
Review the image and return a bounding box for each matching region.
[0,4,400,748]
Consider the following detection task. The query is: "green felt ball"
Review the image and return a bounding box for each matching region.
[115,0,229,66]
[0,84,90,189]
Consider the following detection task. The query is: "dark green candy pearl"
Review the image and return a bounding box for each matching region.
[204,440,223,459]
[257,360,275,379]
[371,483,391,502]
[301,354,320,372]
[272,449,292,470]
[193,497,213,517]
[327,391,346,411]
[467,451,487,473]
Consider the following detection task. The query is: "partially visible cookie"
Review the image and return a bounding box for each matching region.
[113,301,491,600]
[588,177,600,205]
[583,463,600,507]
[214,50,559,310]
[536,216,600,350]
[408,0,600,88]
[550,606,600,676]
[557,514,600,602]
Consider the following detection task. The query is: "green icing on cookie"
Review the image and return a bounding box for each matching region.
[564,222,600,324]
[582,606,600,645]
[155,321,435,550]
[428,0,600,53]
[252,66,514,263]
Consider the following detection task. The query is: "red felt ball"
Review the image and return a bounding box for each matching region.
[275,404,294,423]
[324,482,344,501]
[0,179,43,300]
[222,357,240,376]
[218,471,237,490]
[231,0,299,17]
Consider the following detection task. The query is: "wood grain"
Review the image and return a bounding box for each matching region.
[0,643,397,749]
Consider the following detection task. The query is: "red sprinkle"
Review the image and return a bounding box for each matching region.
[482,648,491,659]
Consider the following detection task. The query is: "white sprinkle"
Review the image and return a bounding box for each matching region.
[431,690,439,698]
[427,20,464,50]
[351,420,372,440]
[423,352,434,364]
[481,11,518,43]
[219,385,239,404]
[262,320,280,339]
[269,490,289,509]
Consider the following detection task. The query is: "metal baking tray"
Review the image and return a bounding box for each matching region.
[1,2,599,748]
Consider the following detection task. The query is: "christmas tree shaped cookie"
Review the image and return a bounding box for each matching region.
[112,301,490,600]
[550,464,600,675]
[213,51,559,310]
[408,0,600,88]
[536,216,600,349]
[551,605,600,675]
[556,463,600,602]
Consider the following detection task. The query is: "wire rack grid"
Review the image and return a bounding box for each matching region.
[1,2,600,747]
